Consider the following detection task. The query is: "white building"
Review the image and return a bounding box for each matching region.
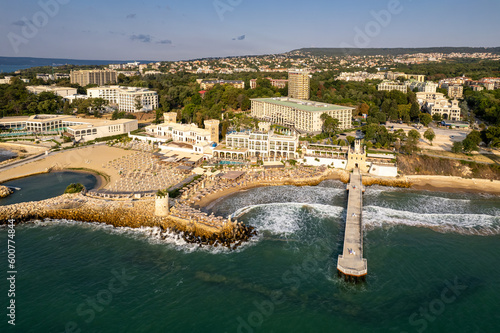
[429,99,461,121]
[406,81,438,93]
[145,112,219,146]
[0,114,138,141]
[27,85,77,97]
[214,124,300,160]
[377,81,408,93]
[87,86,158,112]
[250,97,354,134]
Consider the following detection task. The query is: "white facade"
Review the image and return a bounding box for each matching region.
[250,97,354,134]
[219,129,300,160]
[429,99,461,121]
[145,113,216,145]
[27,86,77,97]
[377,81,408,93]
[406,81,438,93]
[0,115,138,141]
[87,86,158,112]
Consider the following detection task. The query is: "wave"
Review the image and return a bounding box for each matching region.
[211,185,345,216]
[233,202,344,237]
[363,205,500,235]
[364,188,500,217]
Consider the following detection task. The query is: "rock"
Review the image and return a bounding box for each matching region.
[0,186,13,199]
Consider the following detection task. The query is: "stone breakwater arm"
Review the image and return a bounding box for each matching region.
[0,193,254,249]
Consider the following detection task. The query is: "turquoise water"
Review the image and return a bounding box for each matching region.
[0,179,499,332]
[0,171,98,205]
[219,161,245,165]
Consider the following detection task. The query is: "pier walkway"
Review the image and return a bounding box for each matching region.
[337,168,367,278]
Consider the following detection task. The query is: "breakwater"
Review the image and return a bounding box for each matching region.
[0,193,255,249]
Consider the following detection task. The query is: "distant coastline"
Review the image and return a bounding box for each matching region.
[0,56,156,74]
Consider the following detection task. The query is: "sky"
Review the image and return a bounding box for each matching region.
[1,0,499,61]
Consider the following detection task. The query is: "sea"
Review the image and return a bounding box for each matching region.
[0,65,34,74]
[1,174,499,332]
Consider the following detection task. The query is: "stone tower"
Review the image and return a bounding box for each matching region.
[155,194,169,217]
[346,139,369,172]
[163,112,177,124]
[204,119,220,144]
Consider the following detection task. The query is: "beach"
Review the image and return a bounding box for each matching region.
[0,145,135,189]
[407,175,500,195]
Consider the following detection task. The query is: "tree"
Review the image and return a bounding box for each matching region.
[63,100,71,115]
[432,113,442,122]
[462,137,479,153]
[135,96,143,112]
[451,141,463,154]
[403,129,421,153]
[462,130,482,152]
[320,113,339,137]
[482,126,500,147]
[423,128,435,145]
[410,102,420,120]
[419,113,433,127]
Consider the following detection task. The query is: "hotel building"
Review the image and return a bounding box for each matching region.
[0,115,138,141]
[87,86,158,112]
[288,70,310,99]
[250,97,354,134]
[70,70,117,86]
[145,112,219,145]
[27,86,77,97]
[214,124,300,160]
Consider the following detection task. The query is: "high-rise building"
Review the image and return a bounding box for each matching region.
[70,69,117,86]
[288,70,310,100]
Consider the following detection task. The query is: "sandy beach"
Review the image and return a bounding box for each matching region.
[0,145,135,189]
[406,175,500,195]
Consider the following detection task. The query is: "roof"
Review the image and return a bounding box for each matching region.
[221,171,245,180]
[251,97,354,112]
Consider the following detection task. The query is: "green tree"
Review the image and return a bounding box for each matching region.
[419,113,433,127]
[432,113,442,122]
[423,128,435,145]
[451,141,463,154]
[403,129,421,153]
[410,102,420,120]
[135,96,143,112]
[63,100,71,115]
[320,113,339,137]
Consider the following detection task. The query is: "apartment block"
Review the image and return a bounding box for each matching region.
[447,85,464,99]
[70,69,117,86]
